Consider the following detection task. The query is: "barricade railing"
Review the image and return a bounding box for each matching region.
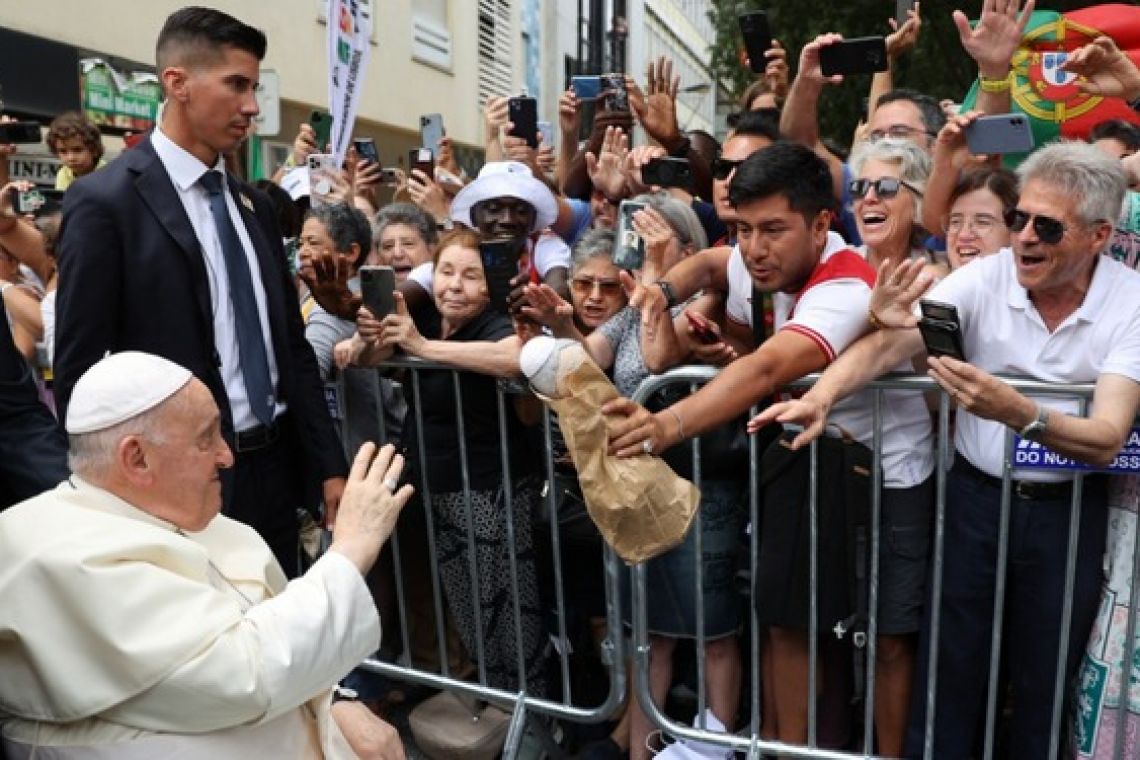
[628,367,1138,760]
[330,357,628,757]
[330,357,1138,759]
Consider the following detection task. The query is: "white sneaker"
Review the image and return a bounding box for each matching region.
[653,710,733,759]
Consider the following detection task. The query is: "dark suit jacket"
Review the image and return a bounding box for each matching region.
[53,138,345,506]
[0,308,68,508]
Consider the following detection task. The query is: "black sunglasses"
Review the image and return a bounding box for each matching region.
[712,157,744,180]
[848,177,923,199]
[1003,208,1067,245]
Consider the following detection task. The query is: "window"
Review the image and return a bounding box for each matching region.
[412,0,452,70]
[478,0,514,106]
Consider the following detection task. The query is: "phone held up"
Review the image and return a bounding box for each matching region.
[965,114,1035,156]
[359,266,397,320]
[641,157,692,190]
[409,148,435,180]
[819,37,889,77]
[918,299,965,361]
[570,75,602,101]
[419,113,444,156]
[479,238,526,315]
[0,122,42,144]
[507,96,539,149]
[614,200,647,271]
[352,137,380,165]
[308,110,333,151]
[738,11,772,74]
[306,153,337,208]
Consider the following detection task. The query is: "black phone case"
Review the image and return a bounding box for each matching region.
[360,267,396,319]
[642,158,692,189]
[918,319,965,360]
[819,37,888,76]
[738,12,772,74]
[480,243,521,314]
[508,98,538,148]
[353,139,380,165]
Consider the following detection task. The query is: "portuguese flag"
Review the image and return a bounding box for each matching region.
[960,4,1140,152]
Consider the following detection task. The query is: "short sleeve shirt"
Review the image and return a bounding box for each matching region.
[926,248,1140,480]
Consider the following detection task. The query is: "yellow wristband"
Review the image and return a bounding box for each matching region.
[978,72,1012,93]
[867,308,887,330]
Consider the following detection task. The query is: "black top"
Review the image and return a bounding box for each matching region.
[401,305,536,492]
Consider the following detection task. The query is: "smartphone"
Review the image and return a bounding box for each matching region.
[10,187,45,215]
[966,113,1035,155]
[308,110,333,151]
[685,311,720,345]
[918,299,965,360]
[359,265,397,320]
[307,153,337,207]
[507,96,538,149]
[819,36,889,76]
[537,120,554,149]
[642,157,692,190]
[352,137,380,165]
[895,0,916,26]
[0,121,42,144]
[409,148,434,179]
[419,113,444,156]
[479,239,524,315]
[602,73,629,112]
[380,167,399,185]
[738,11,772,75]
[614,200,647,270]
[570,75,602,101]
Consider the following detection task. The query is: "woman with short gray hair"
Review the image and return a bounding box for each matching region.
[371,202,437,281]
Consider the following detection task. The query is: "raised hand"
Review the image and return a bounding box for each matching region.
[954,0,1035,79]
[630,56,682,149]
[1061,36,1140,101]
[585,126,629,200]
[886,1,922,61]
[869,258,931,330]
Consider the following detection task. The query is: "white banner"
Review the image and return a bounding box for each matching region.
[326,0,372,166]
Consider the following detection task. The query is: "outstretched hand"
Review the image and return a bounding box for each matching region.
[1061,35,1140,101]
[954,0,1035,79]
[869,258,931,330]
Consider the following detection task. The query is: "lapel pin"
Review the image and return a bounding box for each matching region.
[239,193,254,212]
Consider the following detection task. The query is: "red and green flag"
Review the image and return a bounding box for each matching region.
[961,3,1140,151]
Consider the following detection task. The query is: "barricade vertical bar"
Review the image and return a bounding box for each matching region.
[1048,400,1088,759]
[541,408,574,703]
[862,390,884,755]
[808,437,819,747]
[452,371,489,685]
[981,428,1016,760]
[692,383,708,728]
[409,369,451,677]
[495,383,528,696]
[922,392,951,760]
[1114,501,1140,760]
[748,404,762,740]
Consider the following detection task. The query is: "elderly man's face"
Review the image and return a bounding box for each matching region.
[471,197,536,242]
[146,380,234,532]
[1010,178,1110,297]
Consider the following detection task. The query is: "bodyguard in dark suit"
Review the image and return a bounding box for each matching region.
[0,307,67,509]
[53,7,346,576]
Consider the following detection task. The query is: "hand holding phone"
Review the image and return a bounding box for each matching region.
[507,97,538,148]
[409,148,434,180]
[738,11,772,74]
[819,37,889,76]
[614,201,647,270]
[353,137,379,165]
[308,110,333,152]
[419,114,444,157]
[965,114,1034,156]
[360,266,397,320]
[641,157,692,190]
[685,311,721,345]
[918,299,965,360]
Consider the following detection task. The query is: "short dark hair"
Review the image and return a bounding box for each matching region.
[253,179,302,239]
[948,167,1019,218]
[876,88,946,136]
[305,203,373,269]
[728,110,782,143]
[156,6,267,71]
[728,141,835,221]
[46,112,104,163]
[1089,119,1140,152]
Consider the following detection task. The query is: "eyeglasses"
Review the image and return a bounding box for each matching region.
[848,177,924,199]
[711,157,744,181]
[944,213,1002,236]
[570,276,623,297]
[1003,208,1069,245]
[868,125,937,142]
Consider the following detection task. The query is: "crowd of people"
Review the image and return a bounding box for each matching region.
[1,2,1140,759]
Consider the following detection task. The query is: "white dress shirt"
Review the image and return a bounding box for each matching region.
[151,127,285,431]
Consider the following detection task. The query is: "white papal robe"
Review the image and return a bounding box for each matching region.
[0,476,380,758]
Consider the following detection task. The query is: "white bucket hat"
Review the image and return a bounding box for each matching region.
[450,161,558,233]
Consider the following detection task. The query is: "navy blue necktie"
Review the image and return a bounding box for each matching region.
[199,170,275,426]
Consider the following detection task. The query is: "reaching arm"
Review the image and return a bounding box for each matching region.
[780,34,848,201]
[412,335,523,379]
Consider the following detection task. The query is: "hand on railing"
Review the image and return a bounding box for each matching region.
[868,257,931,330]
[746,394,831,449]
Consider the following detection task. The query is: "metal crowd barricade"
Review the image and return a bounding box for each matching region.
[330,357,628,757]
[628,367,1137,760]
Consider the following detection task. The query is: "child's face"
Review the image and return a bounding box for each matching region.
[55,136,97,176]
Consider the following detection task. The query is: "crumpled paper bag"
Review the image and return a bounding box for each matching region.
[536,349,700,564]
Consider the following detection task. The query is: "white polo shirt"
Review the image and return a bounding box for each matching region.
[926,248,1140,480]
[726,234,936,488]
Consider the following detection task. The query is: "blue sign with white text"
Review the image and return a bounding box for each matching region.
[1012,427,1140,473]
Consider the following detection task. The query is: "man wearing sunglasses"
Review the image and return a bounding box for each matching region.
[750,140,1140,758]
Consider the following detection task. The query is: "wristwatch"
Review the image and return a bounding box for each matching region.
[654,280,678,309]
[1018,403,1050,442]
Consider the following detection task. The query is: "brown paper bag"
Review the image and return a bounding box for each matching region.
[538,354,700,564]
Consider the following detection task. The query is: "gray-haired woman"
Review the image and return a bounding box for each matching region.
[372,202,437,281]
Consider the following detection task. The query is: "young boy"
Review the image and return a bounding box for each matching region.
[45,112,104,190]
